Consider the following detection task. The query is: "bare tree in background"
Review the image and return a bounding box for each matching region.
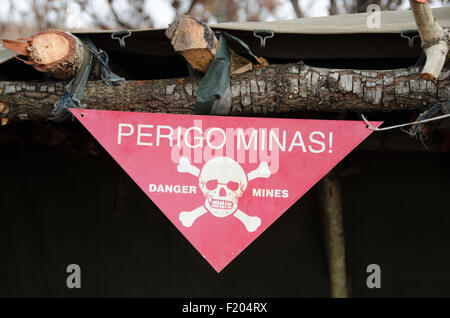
[186,0,281,22]
[0,0,448,38]
[289,0,407,17]
[0,0,284,37]
[73,0,154,29]
[326,0,448,15]
[344,0,401,13]
[289,0,304,18]
[0,0,71,38]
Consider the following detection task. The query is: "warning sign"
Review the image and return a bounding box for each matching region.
[71,109,381,272]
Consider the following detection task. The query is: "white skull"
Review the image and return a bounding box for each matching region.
[199,157,248,217]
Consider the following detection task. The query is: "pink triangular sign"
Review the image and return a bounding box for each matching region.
[71,109,381,272]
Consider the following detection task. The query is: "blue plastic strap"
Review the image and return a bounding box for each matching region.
[86,41,124,86]
[52,37,124,121]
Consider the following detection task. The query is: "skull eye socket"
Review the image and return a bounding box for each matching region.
[226,181,239,191]
[206,179,218,190]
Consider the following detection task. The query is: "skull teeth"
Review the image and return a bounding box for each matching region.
[210,199,233,209]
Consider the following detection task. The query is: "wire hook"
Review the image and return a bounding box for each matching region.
[111,30,131,48]
[253,30,274,48]
[400,29,421,48]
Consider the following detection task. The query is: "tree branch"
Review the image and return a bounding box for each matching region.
[410,0,449,81]
[106,0,136,30]
[319,171,348,298]
[184,0,201,16]
[289,0,304,18]
[1,62,448,122]
[329,0,339,15]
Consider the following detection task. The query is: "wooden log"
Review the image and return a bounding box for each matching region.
[165,15,218,73]
[165,15,268,74]
[410,1,449,81]
[0,62,449,122]
[2,30,84,80]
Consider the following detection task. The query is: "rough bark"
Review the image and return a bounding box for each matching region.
[2,30,84,80]
[410,0,449,81]
[0,62,449,122]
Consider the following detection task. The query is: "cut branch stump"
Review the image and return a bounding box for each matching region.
[2,30,85,80]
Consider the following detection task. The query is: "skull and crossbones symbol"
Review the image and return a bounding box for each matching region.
[177,156,271,232]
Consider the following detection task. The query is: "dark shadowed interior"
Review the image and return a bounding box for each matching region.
[0,125,449,297]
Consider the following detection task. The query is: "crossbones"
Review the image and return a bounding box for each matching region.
[177,156,271,232]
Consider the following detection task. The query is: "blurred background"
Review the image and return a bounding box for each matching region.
[0,0,448,39]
